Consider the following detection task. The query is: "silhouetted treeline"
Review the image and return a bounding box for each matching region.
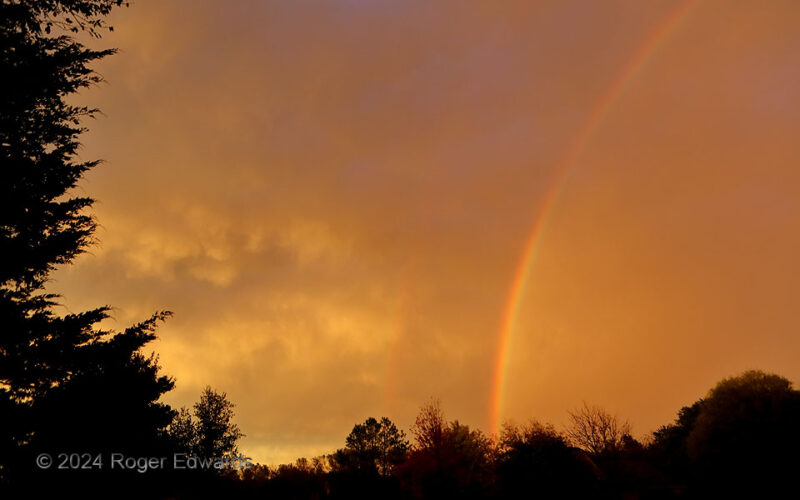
[216,370,800,500]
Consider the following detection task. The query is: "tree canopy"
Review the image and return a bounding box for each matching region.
[170,387,244,460]
[332,417,409,477]
[0,0,175,492]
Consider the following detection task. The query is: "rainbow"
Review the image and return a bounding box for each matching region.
[488,0,699,437]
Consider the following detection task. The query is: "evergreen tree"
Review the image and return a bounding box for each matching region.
[0,0,175,489]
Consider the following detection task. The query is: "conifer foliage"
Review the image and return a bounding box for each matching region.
[0,0,174,486]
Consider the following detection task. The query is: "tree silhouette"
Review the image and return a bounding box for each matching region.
[372,418,410,477]
[650,399,704,486]
[496,421,598,499]
[0,0,176,491]
[684,370,800,495]
[410,398,446,453]
[194,387,244,459]
[565,402,632,455]
[170,407,199,455]
[401,400,494,499]
[332,417,409,477]
[171,387,244,460]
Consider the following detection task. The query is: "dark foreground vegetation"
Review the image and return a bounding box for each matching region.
[7,364,800,499]
[2,1,799,498]
[229,370,800,500]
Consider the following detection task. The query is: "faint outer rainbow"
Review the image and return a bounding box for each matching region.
[382,262,416,417]
[488,0,699,437]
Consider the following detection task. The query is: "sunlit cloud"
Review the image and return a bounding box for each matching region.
[51,0,800,464]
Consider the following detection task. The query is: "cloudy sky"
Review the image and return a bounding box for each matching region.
[53,0,800,464]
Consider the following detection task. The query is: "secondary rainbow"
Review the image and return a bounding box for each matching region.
[488,0,699,437]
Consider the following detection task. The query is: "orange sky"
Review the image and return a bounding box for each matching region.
[52,0,800,464]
